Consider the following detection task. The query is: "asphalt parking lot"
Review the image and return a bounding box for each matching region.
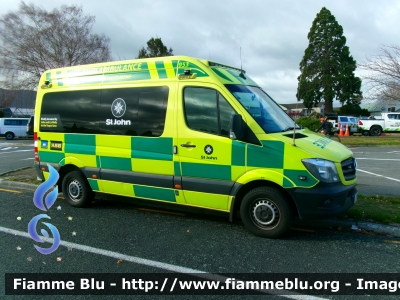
[350,146,400,196]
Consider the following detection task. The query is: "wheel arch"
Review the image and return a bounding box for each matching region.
[5,131,15,139]
[57,164,84,192]
[230,180,298,222]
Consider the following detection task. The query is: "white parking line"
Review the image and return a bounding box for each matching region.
[357,169,400,183]
[0,150,32,154]
[0,226,325,300]
[1,147,18,151]
[21,157,35,160]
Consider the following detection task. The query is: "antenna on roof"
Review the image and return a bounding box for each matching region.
[239,47,246,79]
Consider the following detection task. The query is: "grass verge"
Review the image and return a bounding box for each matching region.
[339,194,400,225]
[339,134,400,147]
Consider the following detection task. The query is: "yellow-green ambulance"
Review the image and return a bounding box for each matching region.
[33,56,357,238]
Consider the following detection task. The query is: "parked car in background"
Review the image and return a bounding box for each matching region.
[0,117,30,140]
[337,116,359,134]
[326,115,359,134]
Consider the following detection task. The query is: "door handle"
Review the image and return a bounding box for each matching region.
[180,143,196,148]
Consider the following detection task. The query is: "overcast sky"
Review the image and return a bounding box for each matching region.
[1,0,399,104]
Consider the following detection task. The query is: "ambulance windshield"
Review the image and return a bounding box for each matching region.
[226,85,299,133]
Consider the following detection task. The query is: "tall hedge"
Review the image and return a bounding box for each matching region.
[296,116,321,132]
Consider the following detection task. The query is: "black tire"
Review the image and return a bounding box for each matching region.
[62,171,94,207]
[369,126,382,136]
[5,132,14,140]
[240,187,293,238]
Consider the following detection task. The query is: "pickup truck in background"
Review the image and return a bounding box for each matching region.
[358,113,400,136]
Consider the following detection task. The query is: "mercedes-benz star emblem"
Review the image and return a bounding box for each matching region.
[111,98,126,118]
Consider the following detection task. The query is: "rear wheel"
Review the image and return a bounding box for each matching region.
[5,132,14,140]
[370,126,382,136]
[62,171,94,207]
[240,187,292,238]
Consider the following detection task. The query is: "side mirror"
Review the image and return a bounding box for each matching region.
[229,114,243,140]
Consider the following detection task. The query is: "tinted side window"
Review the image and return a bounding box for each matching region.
[4,119,25,126]
[219,94,236,137]
[184,87,236,137]
[41,90,101,133]
[100,87,168,137]
[138,90,168,136]
[184,88,219,134]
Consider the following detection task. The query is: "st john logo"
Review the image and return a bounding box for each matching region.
[111,98,126,118]
[204,145,213,155]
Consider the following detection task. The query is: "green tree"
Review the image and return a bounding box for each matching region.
[338,104,369,116]
[0,1,112,90]
[296,7,362,113]
[137,37,173,58]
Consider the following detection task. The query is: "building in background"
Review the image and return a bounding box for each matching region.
[0,88,36,117]
[280,102,325,119]
[361,100,400,117]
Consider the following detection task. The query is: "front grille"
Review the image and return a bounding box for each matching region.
[341,157,356,181]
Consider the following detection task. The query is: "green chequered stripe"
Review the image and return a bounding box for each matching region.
[181,162,231,180]
[96,156,101,168]
[39,151,65,164]
[88,179,100,191]
[283,170,318,188]
[134,185,176,202]
[100,157,132,171]
[131,137,172,160]
[155,61,168,79]
[247,141,284,169]
[232,140,246,166]
[65,134,96,155]
[174,162,181,176]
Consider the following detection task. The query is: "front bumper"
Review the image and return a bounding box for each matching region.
[287,182,357,220]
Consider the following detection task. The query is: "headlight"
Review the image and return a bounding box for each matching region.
[302,158,339,183]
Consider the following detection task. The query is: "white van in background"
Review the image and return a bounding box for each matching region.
[0,117,30,140]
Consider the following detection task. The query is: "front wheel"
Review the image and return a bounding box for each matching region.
[62,171,94,207]
[240,187,293,238]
